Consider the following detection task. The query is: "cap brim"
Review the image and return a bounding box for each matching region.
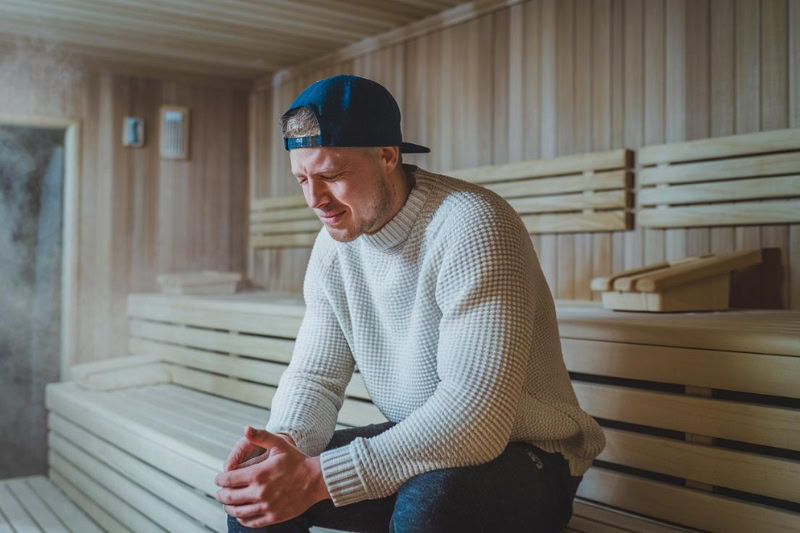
[400,142,430,154]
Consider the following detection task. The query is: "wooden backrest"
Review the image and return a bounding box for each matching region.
[557,305,800,533]
[637,127,800,227]
[249,195,320,249]
[125,292,385,427]
[448,149,633,233]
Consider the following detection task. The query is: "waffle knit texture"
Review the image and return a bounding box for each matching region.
[265,165,606,507]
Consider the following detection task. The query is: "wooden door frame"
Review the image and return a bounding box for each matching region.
[0,114,81,380]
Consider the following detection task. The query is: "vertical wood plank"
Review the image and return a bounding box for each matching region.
[643,0,666,265]
[508,3,525,164]
[709,0,736,255]
[556,0,575,300]
[761,0,790,307]
[734,0,763,303]
[685,0,712,258]
[574,0,593,300]
[623,0,644,271]
[539,0,558,295]
[791,0,800,308]
[610,0,626,274]
[592,0,613,298]
[492,9,510,166]
[523,1,542,162]
[664,0,688,261]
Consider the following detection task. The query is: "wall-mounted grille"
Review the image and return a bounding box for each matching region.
[159,106,190,160]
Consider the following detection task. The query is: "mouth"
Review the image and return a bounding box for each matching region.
[319,210,346,224]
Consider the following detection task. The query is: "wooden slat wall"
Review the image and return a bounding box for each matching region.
[250,0,800,309]
[0,48,250,365]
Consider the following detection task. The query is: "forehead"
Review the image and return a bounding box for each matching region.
[289,147,364,176]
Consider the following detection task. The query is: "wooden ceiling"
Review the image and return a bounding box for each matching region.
[0,0,463,78]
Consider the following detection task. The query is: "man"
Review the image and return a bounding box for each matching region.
[215,74,605,533]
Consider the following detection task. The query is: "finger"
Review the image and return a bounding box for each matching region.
[216,485,263,506]
[223,438,264,472]
[237,451,269,469]
[216,460,266,488]
[224,502,269,519]
[244,426,291,451]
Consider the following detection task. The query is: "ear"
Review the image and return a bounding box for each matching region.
[376,146,400,173]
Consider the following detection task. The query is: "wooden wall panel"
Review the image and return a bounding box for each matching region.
[250,0,800,309]
[0,49,249,365]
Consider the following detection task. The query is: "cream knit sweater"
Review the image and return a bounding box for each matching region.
[265,165,606,507]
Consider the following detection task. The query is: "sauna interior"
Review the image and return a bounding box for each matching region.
[0,1,798,532]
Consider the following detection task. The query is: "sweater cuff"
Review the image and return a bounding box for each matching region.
[319,445,369,507]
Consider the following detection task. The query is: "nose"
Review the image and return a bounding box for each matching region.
[305,178,330,210]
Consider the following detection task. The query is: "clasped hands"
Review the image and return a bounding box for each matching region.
[215,426,331,528]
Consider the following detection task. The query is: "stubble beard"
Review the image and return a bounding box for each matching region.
[329,175,393,243]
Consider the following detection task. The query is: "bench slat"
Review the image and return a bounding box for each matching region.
[127,294,304,337]
[448,149,630,182]
[508,190,628,213]
[49,400,221,496]
[572,500,695,533]
[485,170,628,197]
[578,467,800,533]
[638,127,800,165]
[639,151,800,185]
[600,428,800,503]
[638,175,800,205]
[5,478,69,532]
[574,382,800,450]
[130,319,295,362]
[129,337,372,401]
[26,476,104,533]
[49,419,222,528]
[49,470,131,533]
[48,383,227,470]
[638,199,800,228]
[521,211,629,233]
[562,338,800,399]
[0,482,42,532]
[168,366,386,426]
[50,438,210,533]
[49,451,165,533]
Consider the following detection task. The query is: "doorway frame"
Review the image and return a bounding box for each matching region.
[0,114,81,381]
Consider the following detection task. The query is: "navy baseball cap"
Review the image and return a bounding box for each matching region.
[282,74,430,154]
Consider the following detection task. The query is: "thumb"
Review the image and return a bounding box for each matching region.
[244,426,290,451]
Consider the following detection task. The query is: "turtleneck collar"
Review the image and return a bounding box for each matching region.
[360,164,431,251]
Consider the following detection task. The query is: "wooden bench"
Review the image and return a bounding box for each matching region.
[46,290,800,532]
[249,149,634,251]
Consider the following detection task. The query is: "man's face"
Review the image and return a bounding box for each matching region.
[290,147,394,242]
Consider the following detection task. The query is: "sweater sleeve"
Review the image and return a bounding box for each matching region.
[265,236,355,457]
[319,198,536,506]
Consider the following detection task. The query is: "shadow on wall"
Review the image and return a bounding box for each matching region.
[0,125,64,478]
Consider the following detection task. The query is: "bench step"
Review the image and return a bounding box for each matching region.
[0,475,103,532]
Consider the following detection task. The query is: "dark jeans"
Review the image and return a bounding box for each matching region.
[227,422,582,533]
